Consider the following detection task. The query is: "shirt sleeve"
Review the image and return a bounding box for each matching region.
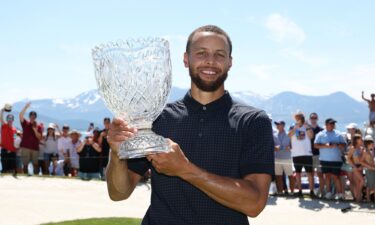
[273,134,279,146]
[314,132,322,144]
[240,110,275,177]
[127,158,151,176]
[338,134,347,144]
[21,120,28,128]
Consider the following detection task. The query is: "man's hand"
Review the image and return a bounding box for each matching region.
[146,139,190,177]
[25,102,31,109]
[107,117,137,154]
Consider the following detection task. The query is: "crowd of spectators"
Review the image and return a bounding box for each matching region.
[1,93,375,203]
[0,102,110,181]
[271,108,375,202]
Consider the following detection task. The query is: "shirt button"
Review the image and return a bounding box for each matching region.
[199,118,204,123]
[198,132,203,137]
[202,106,207,110]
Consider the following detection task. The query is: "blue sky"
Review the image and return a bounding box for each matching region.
[1,0,374,107]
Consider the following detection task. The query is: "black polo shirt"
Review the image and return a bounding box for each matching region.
[128,91,274,225]
[311,125,323,156]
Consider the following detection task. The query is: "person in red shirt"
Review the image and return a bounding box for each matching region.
[19,102,43,175]
[1,107,17,175]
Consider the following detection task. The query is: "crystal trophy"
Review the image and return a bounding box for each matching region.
[92,37,172,159]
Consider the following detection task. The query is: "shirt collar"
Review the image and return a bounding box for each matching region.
[182,90,232,112]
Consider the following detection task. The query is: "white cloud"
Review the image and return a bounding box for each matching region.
[248,64,278,80]
[280,49,328,66]
[266,13,306,45]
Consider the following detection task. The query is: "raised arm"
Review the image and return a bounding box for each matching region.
[0,108,5,125]
[92,141,102,153]
[362,91,370,102]
[288,126,296,137]
[105,118,142,201]
[76,142,85,153]
[19,102,31,123]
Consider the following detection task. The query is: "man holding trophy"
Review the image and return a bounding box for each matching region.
[93,25,274,225]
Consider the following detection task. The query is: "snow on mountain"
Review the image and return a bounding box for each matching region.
[9,88,368,131]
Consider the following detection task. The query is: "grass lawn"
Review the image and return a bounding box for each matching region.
[40,217,141,225]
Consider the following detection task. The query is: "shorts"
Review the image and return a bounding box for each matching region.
[320,161,343,176]
[341,162,353,173]
[16,156,23,169]
[366,169,375,189]
[312,155,321,173]
[293,156,313,173]
[370,111,375,122]
[20,147,39,165]
[274,158,294,176]
[44,153,57,162]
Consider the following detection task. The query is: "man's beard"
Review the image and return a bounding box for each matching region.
[189,67,228,92]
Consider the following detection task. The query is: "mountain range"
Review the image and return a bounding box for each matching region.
[6,87,368,131]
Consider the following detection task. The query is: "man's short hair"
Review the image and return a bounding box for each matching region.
[29,111,37,118]
[104,117,111,122]
[186,25,232,56]
[309,112,318,118]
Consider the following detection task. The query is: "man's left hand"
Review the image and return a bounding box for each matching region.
[146,139,190,177]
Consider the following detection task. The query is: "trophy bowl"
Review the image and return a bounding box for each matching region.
[92,37,172,159]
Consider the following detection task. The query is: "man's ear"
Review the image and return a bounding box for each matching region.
[228,56,233,71]
[183,52,189,68]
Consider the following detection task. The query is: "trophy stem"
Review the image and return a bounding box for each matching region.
[118,128,170,159]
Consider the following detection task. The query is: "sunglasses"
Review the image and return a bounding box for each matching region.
[310,117,318,120]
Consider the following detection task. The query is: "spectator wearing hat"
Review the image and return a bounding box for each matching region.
[309,112,324,197]
[314,118,347,200]
[19,102,43,175]
[64,130,81,177]
[77,132,102,180]
[345,123,360,146]
[40,123,59,174]
[288,112,315,197]
[273,120,294,195]
[57,124,72,161]
[364,121,375,143]
[360,135,375,202]
[362,91,375,123]
[347,134,364,202]
[1,107,17,175]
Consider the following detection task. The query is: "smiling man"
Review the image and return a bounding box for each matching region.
[106,25,274,225]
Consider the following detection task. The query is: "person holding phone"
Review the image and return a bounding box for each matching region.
[76,132,101,180]
[288,112,315,197]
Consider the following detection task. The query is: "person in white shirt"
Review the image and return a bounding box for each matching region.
[288,112,315,197]
[57,124,72,161]
[65,130,81,177]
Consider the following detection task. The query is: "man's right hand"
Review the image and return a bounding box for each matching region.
[107,117,138,154]
[25,102,31,109]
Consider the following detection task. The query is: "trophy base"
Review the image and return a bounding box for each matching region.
[118,129,169,159]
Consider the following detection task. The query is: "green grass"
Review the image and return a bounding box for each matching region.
[40,217,141,225]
